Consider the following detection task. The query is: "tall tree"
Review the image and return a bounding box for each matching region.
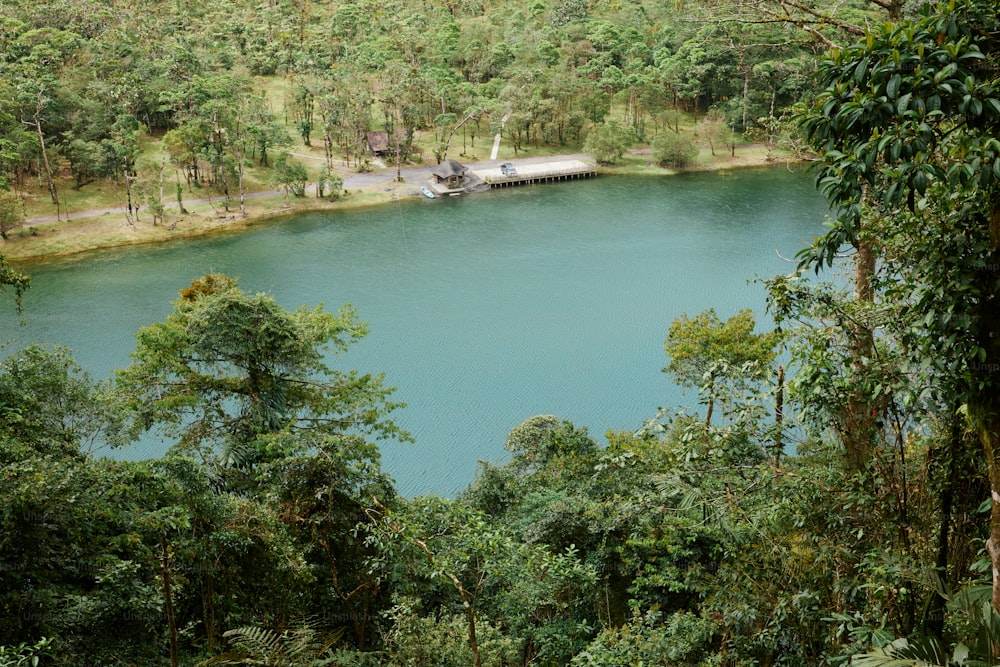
[115,274,408,468]
[664,309,779,429]
[799,0,1000,610]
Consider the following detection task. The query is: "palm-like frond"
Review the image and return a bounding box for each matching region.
[197,622,345,666]
[850,588,1000,667]
[851,636,959,667]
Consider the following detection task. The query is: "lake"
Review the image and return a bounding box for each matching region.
[1,168,829,496]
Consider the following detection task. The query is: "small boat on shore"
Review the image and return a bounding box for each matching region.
[421,186,436,199]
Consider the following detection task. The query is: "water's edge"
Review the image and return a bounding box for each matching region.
[2,170,828,496]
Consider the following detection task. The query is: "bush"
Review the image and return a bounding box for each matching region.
[572,609,717,666]
[271,152,309,198]
[651,132,698,168]
[379,597,516,667]
[583,120,634,165]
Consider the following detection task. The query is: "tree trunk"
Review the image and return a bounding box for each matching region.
[124,166,135,229]
[979,204,1000,613]
[175,181,188,215]
[986,442,1000,614]
[160,533,179,667]
[704,370,716,431]
[203,574,217,650]
[29,101,59,208]
[156,157,165,225]
[843,239,878,475]
[456,582,481,667]
[774,365,785,466]
[741,71,750,132]
[927,414,961,639]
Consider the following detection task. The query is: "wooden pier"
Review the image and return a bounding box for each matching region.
[476,159,597,188]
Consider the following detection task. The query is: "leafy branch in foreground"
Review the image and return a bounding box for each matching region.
[852,586,1000,667]
[0,254,29,316]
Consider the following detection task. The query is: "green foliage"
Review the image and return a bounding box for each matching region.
[0,637,53,667]
[665,309,779,389]
[651,131,699,168]
[199,622,345,666]
[378,597,516,667]
[664,308,780,430]
[1,456,173,662]
[317,164,344,199]
[572,609,717,666]
[852,587,1000,667]
[0,344,122,461]
[0,191,23,240]
[3,2,987,666]
[116,274,407,467]
[582,120,634,165]
[798,0,1000,619]
[0,255,29,314]
[696,109,729,156]
[271,152,309,199]
[504,414,597,472]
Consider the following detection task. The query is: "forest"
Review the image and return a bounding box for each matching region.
[2,0,1000,665]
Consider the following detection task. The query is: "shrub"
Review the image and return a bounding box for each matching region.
[583,120,634,165]
[651,132,698,168]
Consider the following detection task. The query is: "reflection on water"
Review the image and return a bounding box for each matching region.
[2,169,828,496]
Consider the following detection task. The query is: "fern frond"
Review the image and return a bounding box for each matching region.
[851,637,945,667]
[197,621,346,666]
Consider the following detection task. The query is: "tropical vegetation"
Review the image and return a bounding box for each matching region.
[3,0,1000,664]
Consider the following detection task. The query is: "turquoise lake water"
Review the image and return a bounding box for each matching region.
[1,168,829,496]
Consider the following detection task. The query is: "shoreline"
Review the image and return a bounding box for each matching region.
[5,146,803,265]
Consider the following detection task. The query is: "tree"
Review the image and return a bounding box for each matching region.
[115,274,407,468]
[696,109,728,156]
[582,120,633,165]
[365,494,596,667]
[664,309,779,429]
[103,114,144,227]
[504,415,598,474]
[63,136,103,189]
[798,0,1000,611]
[0,189,24,239]
[163,121,206,189]
[0,456,185,663]
[650,132,698,169]
[270,152,309,203]
[316,164,343,199]
[0,344,121,463]
[135,155,167,226]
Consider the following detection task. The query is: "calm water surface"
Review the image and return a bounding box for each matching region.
[2,169,828,496]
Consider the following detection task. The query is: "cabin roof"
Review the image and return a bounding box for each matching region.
[431,159,468,179]
[366,131,390,152]
[366,130,405,153]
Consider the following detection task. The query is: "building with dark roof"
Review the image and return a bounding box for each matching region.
[431,159,470,189]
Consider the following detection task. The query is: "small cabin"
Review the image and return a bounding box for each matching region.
[365,130,406,157]
[431,159,470,189]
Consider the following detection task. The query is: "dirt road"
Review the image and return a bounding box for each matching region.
[23,154,590,226]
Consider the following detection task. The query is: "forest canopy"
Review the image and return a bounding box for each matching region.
[3,0,1000,665]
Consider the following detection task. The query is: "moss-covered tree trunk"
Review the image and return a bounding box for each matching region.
[843,240,878,475]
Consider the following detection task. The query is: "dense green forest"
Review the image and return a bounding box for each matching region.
[3,0,1000,665]
[0,0,835,233]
